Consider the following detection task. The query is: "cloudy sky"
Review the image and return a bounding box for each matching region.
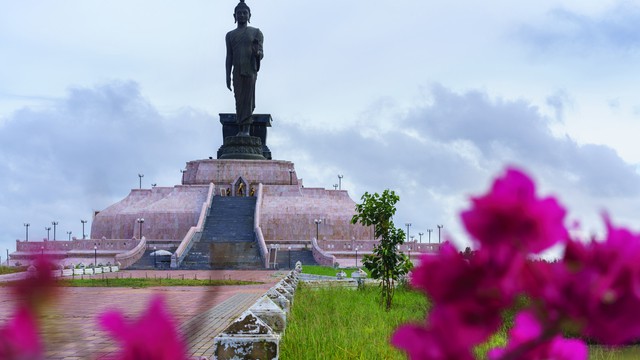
[2,0,640,257]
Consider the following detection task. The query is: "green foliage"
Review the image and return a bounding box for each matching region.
[351,190,412,311]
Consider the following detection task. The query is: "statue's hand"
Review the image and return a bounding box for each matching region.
[226,77,232,91]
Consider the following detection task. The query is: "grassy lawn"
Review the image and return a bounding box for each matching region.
[302,265,369,278]
[280,284,427,360]
[0,266,26,275]
[280,281,640,359]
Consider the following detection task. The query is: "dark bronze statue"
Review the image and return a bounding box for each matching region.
[226,0,264,136]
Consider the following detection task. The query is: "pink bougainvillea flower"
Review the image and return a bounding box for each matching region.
[392,322,475,360]
[0,306,44,360]
[11,255,59,311]
[536,216,640,345]
[98,295,189,360]
[461,167,568,255]
[408,243,522,349]
[488,311,587,360]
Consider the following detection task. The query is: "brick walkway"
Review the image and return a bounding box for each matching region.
[0,270,284,359]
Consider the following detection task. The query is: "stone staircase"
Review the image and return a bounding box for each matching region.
[181,196,263,269]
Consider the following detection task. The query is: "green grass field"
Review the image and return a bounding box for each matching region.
[301,265,369,278]
[0,265,26,275]
[283,268,640,359]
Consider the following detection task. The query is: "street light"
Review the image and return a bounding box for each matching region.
[151,183,157,188]
[45,227,51,241]
[333,184,338,190]
[24,223,30,242]
[437,224,444,243]
[52,221,58,241]
[288,169,294,185]
[136,218,145,239]
[153,246,157,268]
[81,220,87,239]
[138,173,144,189]
[314,219,322,240]
[418,232,424,243]
[405,223,412,241]
[287,246,292,269]
[67,231,72,241]
[355,245,360,268]
[427,229,433,243]
[94,245,97,268]
[337,174,343,190]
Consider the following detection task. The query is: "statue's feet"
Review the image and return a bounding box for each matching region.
[237,124,251,136]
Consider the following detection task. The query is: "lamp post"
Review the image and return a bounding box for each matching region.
[41,246,44,256]
[24,223,30,242]
[153,246,157,268]
[287,246,292,269]
[288,169,293,185]
[355,245,360,268]
[337,174,343,190]
[437,224,444,243]
[52,221,58,241]
[94,245,97,267]
[427,229,433,243]
[136,218,145,239]
[81,220,87,239]
[333,184,338,190]
[67,231,72,241]
[418,232,424,243]
[138,173,144,189]
[314,219,322,240]
[45,227,51,241]
[151,183,157,188]
[405,223,411,241]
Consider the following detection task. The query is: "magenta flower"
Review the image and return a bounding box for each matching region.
[461,167,568,255]
[392,323,475,360]
[488,311,587,360]
[0,307,44,360]
[536,217,640,345]
[98,295,189,360]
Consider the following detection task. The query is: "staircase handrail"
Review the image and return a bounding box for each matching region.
[171,182,216,268]
[254,183,269,268]
[115,238,146,269]
[311,237,337,267]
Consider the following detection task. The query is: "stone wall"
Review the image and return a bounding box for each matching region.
[91,185,209,240]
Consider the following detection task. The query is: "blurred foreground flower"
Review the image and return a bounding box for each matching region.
[0,307,43,360]
[98,295,189,360]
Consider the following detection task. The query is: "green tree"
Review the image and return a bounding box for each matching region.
[351,190,412,311]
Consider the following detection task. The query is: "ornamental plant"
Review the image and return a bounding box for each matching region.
[392,166,640,359]
[351,189,412,311]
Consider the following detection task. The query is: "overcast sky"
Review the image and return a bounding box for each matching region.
[2,0,640,257]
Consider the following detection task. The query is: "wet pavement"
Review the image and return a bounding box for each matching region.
[0,269,285,359]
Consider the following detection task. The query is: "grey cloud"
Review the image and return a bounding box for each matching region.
[0,81,216,245]
[518,4,640,55]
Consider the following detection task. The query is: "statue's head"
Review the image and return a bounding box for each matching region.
[233,0,251,23]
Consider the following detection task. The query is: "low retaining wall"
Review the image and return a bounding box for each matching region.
[212,263,301,360]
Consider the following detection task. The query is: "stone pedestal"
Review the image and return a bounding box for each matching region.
[218,135,267,160]
[218,114,272,159]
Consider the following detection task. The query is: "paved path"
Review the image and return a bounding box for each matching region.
[0,270,285,359]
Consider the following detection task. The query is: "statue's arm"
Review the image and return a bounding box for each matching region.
[255,29,264,60]
[225,33,233,91]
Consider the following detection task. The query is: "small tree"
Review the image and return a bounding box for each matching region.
[351,190,412,311]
